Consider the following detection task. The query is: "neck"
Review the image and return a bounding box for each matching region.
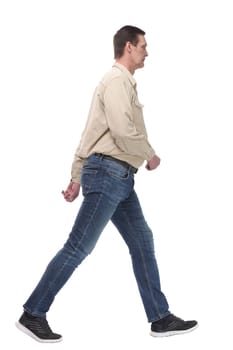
[115,58,135,75]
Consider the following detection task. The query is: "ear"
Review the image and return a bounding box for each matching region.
[125,41,132,54]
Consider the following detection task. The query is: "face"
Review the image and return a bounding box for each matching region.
[130,34,148,70]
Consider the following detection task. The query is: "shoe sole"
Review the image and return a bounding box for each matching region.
[150,324,198,337]
[15,322,63,343]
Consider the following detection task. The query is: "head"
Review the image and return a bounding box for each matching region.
[113,25,148,73]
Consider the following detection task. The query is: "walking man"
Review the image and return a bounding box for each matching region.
[16,25,198,342]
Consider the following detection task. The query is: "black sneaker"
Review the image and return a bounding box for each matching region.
[16,311,62,343]
[150,314,198,337]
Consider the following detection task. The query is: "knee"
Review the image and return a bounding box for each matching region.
[62,238,89,268]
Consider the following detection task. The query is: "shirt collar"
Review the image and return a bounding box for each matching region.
[113,62,137,88]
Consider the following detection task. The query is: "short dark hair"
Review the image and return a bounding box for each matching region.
[113,25,146,59]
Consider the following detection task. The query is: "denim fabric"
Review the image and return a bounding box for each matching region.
[23,155,170,322]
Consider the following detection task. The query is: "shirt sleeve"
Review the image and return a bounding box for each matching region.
[71,146,85,184]
[103,77,155,161]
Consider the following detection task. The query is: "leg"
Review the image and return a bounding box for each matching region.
[111,189,170,322]
[23,155,135,317]
[23,192,118,317]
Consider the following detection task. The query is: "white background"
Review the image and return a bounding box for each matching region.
[0,0,233,349]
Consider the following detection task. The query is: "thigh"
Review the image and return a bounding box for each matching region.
[65,192,117,255]
[111,190,155,253]
[65,159,134,255]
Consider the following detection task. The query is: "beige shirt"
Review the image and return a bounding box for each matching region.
[71,63,155,183]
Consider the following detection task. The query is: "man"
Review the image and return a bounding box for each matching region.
[16,25,198,342]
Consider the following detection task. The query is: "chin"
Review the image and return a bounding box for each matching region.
[135,62,145,70]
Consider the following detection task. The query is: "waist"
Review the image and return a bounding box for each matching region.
[94,153,138,174]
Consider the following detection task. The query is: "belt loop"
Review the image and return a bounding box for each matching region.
[95,153,104,161]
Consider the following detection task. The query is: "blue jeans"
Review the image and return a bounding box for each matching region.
[23,155,170,322]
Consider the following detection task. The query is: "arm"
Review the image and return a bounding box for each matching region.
[62,146,84,202]
[103,77,155,161]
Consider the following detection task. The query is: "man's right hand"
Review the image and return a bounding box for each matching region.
[62,181,80,202]
[146,155,161,171]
